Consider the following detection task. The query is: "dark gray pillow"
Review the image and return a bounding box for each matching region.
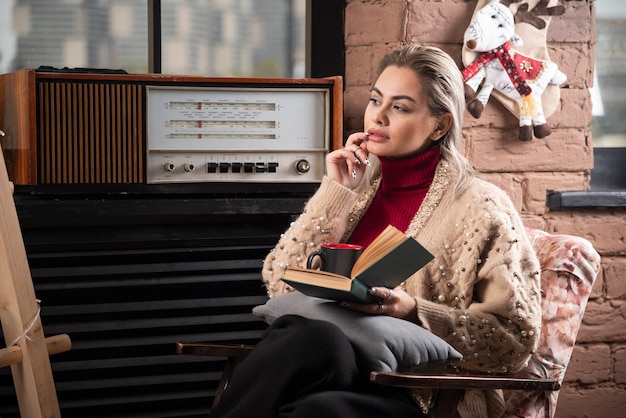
[252,292,463,372]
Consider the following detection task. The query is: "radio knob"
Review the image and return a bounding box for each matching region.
[163,162,176,172]
[294,159,310,175]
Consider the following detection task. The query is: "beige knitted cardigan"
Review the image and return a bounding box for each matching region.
[262,157,542,417]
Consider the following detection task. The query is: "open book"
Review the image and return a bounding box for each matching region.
[281,225,434,303]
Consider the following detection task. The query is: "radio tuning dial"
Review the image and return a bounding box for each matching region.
[163,162,176,172]
[294,159,311,175]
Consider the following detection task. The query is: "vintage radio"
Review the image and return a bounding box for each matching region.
[0,69,342,188]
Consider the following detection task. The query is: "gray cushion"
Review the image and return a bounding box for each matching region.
[253,292,463,372]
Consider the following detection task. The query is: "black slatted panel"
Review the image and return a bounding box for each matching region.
[0,190,310,418]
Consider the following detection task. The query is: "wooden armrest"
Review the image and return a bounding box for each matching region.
[370,370,560,392]
[176,342,254,358]
[176,342,255,408]
[371,367,560,418]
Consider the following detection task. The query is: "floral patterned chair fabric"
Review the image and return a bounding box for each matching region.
[503,228,601,417]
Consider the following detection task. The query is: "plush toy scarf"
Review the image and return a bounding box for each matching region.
[462,40,537,116]
[461,40,532,98]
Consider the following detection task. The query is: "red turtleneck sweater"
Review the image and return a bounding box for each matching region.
[347,147,440,248]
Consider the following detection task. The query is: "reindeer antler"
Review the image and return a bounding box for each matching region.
[499,0,524,7]
[514,0,566,30]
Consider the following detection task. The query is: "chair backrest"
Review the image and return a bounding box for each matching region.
[503,228,601,417]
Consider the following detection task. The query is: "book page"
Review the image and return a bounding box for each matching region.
[283,267,353,290]
[350,225,406,276]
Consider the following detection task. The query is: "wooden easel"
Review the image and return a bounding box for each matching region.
[0,143,71,417]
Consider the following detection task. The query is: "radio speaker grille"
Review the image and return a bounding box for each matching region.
[37,80,144,184]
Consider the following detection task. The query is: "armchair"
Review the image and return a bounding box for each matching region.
[177,227,601,417]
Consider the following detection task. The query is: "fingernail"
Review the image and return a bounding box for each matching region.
[365,158,371,167]
[354,157,360,164]
[352,169,357,179]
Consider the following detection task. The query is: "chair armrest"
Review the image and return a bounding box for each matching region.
[371,367,559,418]
[370,370,560,391]
[176,342,255,408]
[176,342,254,358]
[370,357,562,393]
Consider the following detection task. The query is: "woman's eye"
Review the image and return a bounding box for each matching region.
[393,105,408,112]
[369,97,380,105]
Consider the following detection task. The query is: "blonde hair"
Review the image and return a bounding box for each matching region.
[376,45,474,196]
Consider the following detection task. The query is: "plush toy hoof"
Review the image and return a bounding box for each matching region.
[519,126,533,141]
[533,124,552,139]
[464,84,477,102]
[467,99,484,119]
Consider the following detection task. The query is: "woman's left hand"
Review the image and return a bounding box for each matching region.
[345,286,419,322]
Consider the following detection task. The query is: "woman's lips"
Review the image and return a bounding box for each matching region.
[366,129,388,142]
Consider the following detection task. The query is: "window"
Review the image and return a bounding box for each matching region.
[592,0,626,148]
[548,0,626,207]
[590,0,626,191]
[0,0,307,78]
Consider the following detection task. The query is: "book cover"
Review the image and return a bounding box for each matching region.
[280,276,372,303]
[281,225,434,304]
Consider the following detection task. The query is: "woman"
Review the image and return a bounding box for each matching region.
[210,45,542,418]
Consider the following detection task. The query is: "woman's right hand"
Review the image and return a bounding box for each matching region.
[326,132,370,189]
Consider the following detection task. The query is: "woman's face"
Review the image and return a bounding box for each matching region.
[364,65,442,159]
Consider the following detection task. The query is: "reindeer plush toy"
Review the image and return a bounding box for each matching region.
[462,0,566,141]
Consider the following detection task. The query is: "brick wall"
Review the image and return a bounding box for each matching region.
[343,1,626,416]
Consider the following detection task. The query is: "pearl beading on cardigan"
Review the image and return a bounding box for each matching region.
[430,193,541,373]
[263,211,333,295]
[262,159,542,374]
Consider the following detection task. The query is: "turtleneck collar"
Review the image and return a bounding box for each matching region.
[377,147,441,190]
